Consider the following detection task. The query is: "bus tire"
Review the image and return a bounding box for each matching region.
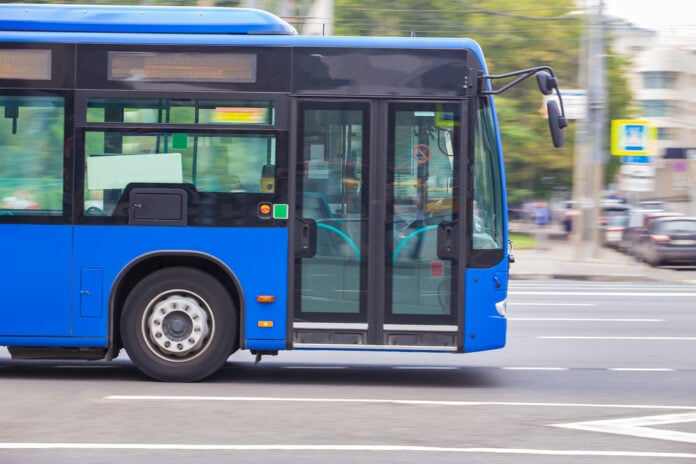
[121,267,237,382]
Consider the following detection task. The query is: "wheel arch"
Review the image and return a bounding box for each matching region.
[109,251,245,353]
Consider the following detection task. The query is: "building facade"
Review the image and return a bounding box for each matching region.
[610,20,696,214]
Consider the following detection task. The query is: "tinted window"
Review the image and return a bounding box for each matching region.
[293,48,469,97]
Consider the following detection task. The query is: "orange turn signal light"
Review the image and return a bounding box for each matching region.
[258,202,272,218]
[257,295,276,303]
[258,321,274,328]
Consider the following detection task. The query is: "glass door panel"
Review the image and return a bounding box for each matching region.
[387,103,459,322]
[295,103,368,321]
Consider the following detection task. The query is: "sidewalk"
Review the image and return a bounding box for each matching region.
[509,237,696,283]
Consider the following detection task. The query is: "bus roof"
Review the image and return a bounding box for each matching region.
[0,4,297,35]
[0,4,487,70]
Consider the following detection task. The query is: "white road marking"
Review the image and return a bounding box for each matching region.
[510,291,696,297]
[554,412,696,444]
[502,367,677,372]
[608,368,676,372]
[392,366,459,370]
[510,282,696,287]
[509,303,596,306]
[510,318,663,322]
[103,396,696,410]
[0,443,693,458]
[502,367,569,371]
[539,336,696,340]
[282,366,349,369]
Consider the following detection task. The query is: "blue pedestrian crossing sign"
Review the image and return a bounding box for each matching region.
[621,155,650,164]
[611,120,652,156]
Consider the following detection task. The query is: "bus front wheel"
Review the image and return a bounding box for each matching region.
[121,267,238,382]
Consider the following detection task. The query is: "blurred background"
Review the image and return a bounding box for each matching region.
[4,0,695,258]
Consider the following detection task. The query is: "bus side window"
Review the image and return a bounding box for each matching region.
[0,96,64,215]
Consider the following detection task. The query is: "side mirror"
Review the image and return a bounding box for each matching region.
[536,71,557,96]
[546,100,567,148]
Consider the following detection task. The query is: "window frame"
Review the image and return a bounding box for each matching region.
[74,90,290,226]
[74,126,289,227]
[74,90,288,129]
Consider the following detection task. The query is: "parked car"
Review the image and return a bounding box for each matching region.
[599,203,629,248]
[618,209,682,254]
[602,214,629,248]
[635,217,696,266]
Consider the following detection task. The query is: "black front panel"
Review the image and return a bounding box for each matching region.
[293,47,469,97]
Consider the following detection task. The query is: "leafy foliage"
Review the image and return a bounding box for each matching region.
[334,0,631,204]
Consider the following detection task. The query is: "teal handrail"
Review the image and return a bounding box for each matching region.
[393,225,437,261]
[316,222,361,259]
[314,222,438,262]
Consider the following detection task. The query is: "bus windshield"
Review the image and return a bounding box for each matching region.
[473,98,504,252]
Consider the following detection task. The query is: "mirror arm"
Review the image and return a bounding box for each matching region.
[481,66,567,126]
[480,66,556,95]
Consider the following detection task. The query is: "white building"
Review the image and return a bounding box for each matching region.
[609,19,696,214]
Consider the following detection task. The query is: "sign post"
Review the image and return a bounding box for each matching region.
[612,120,655,194]
[611,120,652,156]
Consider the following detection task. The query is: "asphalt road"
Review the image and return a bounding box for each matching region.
[0,280,694,464]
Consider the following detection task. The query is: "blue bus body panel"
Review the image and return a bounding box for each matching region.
[72,226,289,346]
[463,261,508,352]
[0,225,288,349]
[0,4,297,35]
[0,225,72,338]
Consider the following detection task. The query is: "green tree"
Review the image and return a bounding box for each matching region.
[334,0,632,205]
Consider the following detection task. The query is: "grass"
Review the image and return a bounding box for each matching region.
[509,232,536,249]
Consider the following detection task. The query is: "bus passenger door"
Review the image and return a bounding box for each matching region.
[293,102,369,338]
[384,103,460,348]
[293,100,462,350]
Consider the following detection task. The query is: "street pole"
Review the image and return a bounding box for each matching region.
[588,0,607,259]
[574,0,606,260]
[573,2,589,260]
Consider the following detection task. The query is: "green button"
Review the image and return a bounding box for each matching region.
[273,203,288,219]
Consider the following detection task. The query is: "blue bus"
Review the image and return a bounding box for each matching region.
[0,4,566,381]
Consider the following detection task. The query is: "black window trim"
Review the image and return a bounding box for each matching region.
[74,90,289,129]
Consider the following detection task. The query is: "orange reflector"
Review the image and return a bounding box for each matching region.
[257,295,276,303]
[258,321,274,328]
